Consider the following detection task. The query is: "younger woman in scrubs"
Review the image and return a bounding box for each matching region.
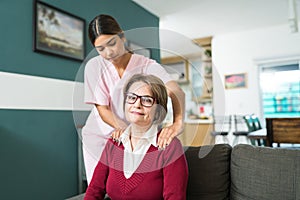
[82,14,185,183]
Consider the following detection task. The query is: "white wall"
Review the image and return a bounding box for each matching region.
[212,24,300,121]
[0,71,91,111]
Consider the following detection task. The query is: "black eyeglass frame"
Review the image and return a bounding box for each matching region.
[124,92,156,107]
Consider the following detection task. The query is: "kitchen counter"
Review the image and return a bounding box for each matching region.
[177,121,214,146]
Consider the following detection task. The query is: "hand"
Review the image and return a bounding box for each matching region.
[111,128,126,145]
[157,122,183,150]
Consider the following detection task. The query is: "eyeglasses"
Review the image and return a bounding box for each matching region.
[125,92,155,107]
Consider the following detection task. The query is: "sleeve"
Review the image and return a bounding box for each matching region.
[145,62,173,84]
[162,138,188,200]
[84,140,113,200]
[84,57,110,105]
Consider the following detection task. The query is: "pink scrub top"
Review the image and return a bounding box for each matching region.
[82,54,172,178]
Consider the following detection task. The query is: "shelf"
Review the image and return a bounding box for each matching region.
[193,96,213,103]
[204,74,212,78]
[191,36,213,113]
[162,57,190,84]
[203,59,212,62]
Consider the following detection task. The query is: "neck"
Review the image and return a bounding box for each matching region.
[112,52,131,69]
[130,124,152,138]
[129,124,153,151]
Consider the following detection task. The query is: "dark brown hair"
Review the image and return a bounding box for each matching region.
[123,74,168,124]
[88,14,123,45]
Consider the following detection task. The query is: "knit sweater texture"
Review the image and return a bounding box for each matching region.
[84,135,188,200]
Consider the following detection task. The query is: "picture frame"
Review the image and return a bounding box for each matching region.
[128,41,151,58]
[33,0,85,61]
[225,73,247,89]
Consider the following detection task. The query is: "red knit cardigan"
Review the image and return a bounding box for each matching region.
[84,134,188,200]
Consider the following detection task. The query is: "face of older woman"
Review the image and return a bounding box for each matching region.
[124,81,157,127]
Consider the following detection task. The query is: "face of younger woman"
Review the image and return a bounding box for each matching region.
[124,82,157,127]
[94,34,127,62]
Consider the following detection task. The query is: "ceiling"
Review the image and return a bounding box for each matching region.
[132,0,300,57]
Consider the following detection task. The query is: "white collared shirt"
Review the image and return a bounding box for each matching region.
[119,124,158,179]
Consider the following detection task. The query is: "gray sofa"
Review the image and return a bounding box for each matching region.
[68,144,300,200]
[186,144,300,200]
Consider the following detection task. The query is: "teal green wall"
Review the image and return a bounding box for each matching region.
[0,0,160,80]
[0,110,79,199]
[0,0,159,199]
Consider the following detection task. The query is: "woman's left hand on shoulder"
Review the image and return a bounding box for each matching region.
[157,122,183,150]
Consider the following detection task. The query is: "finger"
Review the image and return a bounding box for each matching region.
[166,133,174,145]
[158,128,171,149]
[111,132,116,141]
[111,129,120,140]
[157,128,167,148]
[115,130,122,139]
[162,129,175,148]
[164,135,174,148]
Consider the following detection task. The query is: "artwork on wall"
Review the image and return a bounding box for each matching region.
[225,73,247,89]
[33,0,85,61]
[128,41,151,58]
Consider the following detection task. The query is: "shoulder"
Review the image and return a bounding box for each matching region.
[155,135,185,169]
[168,137,183,151]
[131,54,157,65]
[157,131,182,151]
[86,56,101,66]
[132,55,172,83]
[105,138,125,154]
[164,136,184,158]
[85,56,108,72]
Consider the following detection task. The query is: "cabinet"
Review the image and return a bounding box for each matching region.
[192,36,213,103]
[177,122,214,146]
[161,36,213,119]
[161,56,189,84]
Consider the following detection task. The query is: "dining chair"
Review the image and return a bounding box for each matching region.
[211,115,231,144]
[232,115,251,145]
[249,114,265,146]
[244,115,256,132]
[251,114,262,130]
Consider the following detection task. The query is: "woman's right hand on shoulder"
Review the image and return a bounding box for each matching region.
[111,126,126,145]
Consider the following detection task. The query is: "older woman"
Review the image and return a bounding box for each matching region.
[84,74,188,200]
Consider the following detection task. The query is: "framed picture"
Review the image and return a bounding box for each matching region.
[128,41,151,58]
[33,0,85,61]
[225,73,247,89]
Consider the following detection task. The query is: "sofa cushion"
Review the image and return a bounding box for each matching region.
[184,144,232,200]
[231,144,300,200]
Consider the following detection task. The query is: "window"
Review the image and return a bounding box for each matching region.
[260,63,300,118]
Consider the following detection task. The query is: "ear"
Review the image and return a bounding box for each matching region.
[121,36,127,43]
[118,32,125,38]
